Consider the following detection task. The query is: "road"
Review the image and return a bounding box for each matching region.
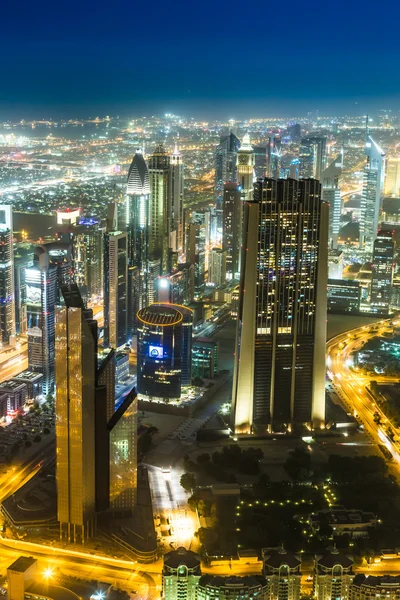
[326,317,400,471]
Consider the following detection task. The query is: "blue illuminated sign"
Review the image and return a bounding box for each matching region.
[149,345,163,359]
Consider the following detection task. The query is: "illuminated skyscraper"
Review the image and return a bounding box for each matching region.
[215,132,241,206]
[148,145,169,274]
[104,230,128,348]
[209,248,227,288]
[169,145,185,261]
[299,137,326,180]
[56,286,97,542]
[370,230,394,313]
[232,178,328,434]
[359,135,386,250]
[267,135,282,179]
[0,205,15,345]
[321,153,343,249]
[223,183,242,281]
[237,133,255,202]
[25,246,57,393]
[385,156,400,197]
[126,152,151,308]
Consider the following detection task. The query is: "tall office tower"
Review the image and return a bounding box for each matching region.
[370,230,394,313]
[163,547,202,600]
[0,205,15,345]
[69,218,104,300]
[148,145,170,274]
[42,242,74,305]
[103,230,128,348]
[232,178,328,434]
[14,247,33,335]
[262,547,301,600]
[126,152,151,308]
[157,263,195,304]
[237,133,255,202]
[321,153,343,249]
[287,123,301,143]
[385,156,400,196]
[359,136,386,250]
[56,287,97,542]
[169,145,185,261]
[25,246,57,394]
[253,145,268,179]
[299,137,327,180]
[267,135,282,179]
[223,183,242,281]
[214,131,241,209]
[328,249,343,279]
[209,248,227,287]
[313,549,354,600]
[187,218,207,298]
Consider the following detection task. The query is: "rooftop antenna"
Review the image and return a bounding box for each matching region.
[365,114,369,140]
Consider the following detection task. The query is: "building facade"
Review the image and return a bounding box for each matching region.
[232,178,328,433]
[222,182,242,281]
[237,133,255,202]
[299,137,326,180]
[0,205,15,345]
[209,248,227,288]
[314,549,354,600]
[351,575,400,600]
[104,230,128,348]
[197,575,269,600]
[321,153,343,249]
[359,135,385,251]
[163,547,201,600]
[370,230,394,313]
[262,547,301,600]
[327,279,361,314]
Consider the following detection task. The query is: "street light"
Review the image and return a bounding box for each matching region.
[43,567,55,580]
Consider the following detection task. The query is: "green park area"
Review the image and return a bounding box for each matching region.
[182,445,400,560]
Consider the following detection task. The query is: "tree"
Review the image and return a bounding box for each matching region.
[33,434,42,443]
[180,472,197,492]
[43,427,50,435]
[284,447,313,481]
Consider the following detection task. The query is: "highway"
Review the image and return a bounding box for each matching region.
[326,318,400,471]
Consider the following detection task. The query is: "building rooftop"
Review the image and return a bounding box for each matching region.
[199,575,267,589]
[163,546,201,570]
[127,152,150,196]
[316,548,354,569]
[353,574,400,588]
[137,304,183,327]
[8,556,36,573]
[11,371,43,382]
[0,380,26,392]
[262,547,301,569]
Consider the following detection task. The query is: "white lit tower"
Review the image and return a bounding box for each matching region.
[321,152,343,249]
[0,205,15,345]
[168,144,185,262]
[237,133,255,202]
[148,145,170,276]
[359,121,385,251]
[232,178,328,434]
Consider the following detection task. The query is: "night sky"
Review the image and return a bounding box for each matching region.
[2,0,400,119]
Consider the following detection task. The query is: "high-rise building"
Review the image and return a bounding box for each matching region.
[148,145,170,273]
[267,135,282,179]
[163,547,201,600]
[222,183,242,281]
[56,288,97,542]
[104,230,128,349]
[126,152,151,308]
[169,145,185,261]
[262,547,302,600]
[197,576,269,600]
[187,217,207,298]
[25,246,58,394]
[287,123,301,143]
[215,132,241,211]
[137,304,190,400]
[192,339,218,380]
[313,549,354,600]
[253,145,268,179]
[327,279,361,314]
[321,153,343,249]
[209,248,227,288]
[44,242,74,305]
[359,135,385,250]
[0,205,15,345]
[237,133,255,202]
[14,246,33,335]
[370,230,394,313]
[299,137,326,180]
[385,156,400,197]
[232,178,328,434]
[328,249,343,279]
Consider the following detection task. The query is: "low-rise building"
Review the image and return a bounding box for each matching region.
[327,279,361,314]
[0,380,27,413]
[351,575,400,600]
[313,548,354,600]
[197,575,269,600]
[11,371,43,400]
[262,546,301,600]
[163,546,201,600]
[7,556,37,600]
[192,339,218,380]
[310,508,377,538]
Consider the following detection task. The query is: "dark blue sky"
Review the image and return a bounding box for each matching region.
[2,0,400,119]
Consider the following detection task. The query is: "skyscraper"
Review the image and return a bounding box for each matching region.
[148,145,170,274]
[237,133,255,202]
[25,246,58,394]
[169,145,185,261]
[299,137,327,180]
[359,135,386,250]
[232,178,328,434]
[370,230,394,313]
[103,229,128,349]
[0,205,15,345]
[385,156,400,197]
[267,135,282,179]
[209,248,227,288]
[321,153,343,249]
[56,287,97,542]
[223,182,242,281]
[214,132,241,208]
[126,152,151,308]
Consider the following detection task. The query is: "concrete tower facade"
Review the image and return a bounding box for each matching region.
[237,133,255,202]
[359,136,385,251]
[0,205,15,345]
[321,153,343,249]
